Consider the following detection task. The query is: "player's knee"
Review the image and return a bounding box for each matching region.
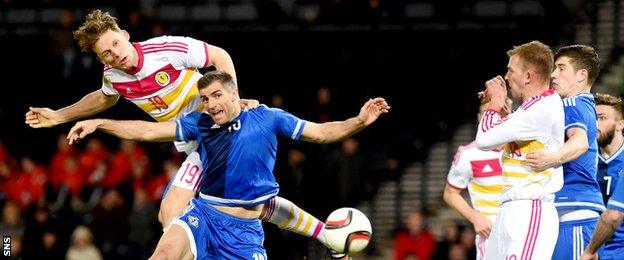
[159,201,178,227]
[157,208,167,227]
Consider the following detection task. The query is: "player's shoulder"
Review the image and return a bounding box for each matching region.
[180,111,203,121]
[563,93,594,107]
[452,141,477,165]
[250,104,283,114]
[519,89,560,111]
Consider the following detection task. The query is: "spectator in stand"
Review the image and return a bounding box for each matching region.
[40,230,65,259]
[59,156,85,197]
[458,226,477,260]
[78,138,109,180]
[102,140,148,188]
[23,205,59,259]
[127,188,158,259]
[433,220,460,259]
[49,134,77,190]
[17,157,47,209]
[0,201,25,238]
[314,86,336,123]
[393,209,437,260]
[90,188,129,259]
[146,160,178,203]
[327,137,368,207]
[66,225,103,260]
[449,243,468,260]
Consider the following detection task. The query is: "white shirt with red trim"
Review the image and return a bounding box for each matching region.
[447,141,503,223]
[476,89,565,203]
[100,35,212,153]
[101,35,211,122]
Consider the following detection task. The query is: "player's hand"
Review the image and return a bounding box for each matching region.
[240,99,260,109]
[67,119,100,145]
[483,76,508,111]
[526,149,560,173]
[25,107,63,128]
[356,98,390,126]
[471,214,492,238]
[580,250,598,260]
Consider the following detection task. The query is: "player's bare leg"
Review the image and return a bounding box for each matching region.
[149,224,193,260]
[159,186,196,228]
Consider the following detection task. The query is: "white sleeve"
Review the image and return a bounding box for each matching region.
[101,73,118,96]
[447,147,472,189]
[163,35,211,69]
[476,108,541,150]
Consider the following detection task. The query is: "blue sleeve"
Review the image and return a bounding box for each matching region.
[607,164,624,212]
[264,106,306,140]
[175,112,201,142]
[564,104,588,132]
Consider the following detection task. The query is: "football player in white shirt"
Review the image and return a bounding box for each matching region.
[476,41,565,260]
[444,98,510,260]
[24,9,334,252]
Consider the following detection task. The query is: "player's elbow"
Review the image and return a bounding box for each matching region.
[210,45,232,65]
[578,139,589,153]
[442,188,452,205]
[603,209,624,228]
[442,185,459,205]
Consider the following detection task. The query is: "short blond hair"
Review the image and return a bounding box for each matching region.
[73,10,121,52]
[507,41,554,83]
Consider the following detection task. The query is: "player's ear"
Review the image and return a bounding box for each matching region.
[524,70,531,84]
[231,90,238,102]
[121,30,130,40]
[576,69,588,83]
[617,119,624,131]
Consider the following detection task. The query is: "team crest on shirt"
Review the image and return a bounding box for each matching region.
[155,71,170,87]
[187,215,199,228]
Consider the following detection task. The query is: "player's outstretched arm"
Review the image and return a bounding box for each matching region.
[301,97,390,144]
[26,90,119,128]
[526,127,588,172]
[67,119,176,145]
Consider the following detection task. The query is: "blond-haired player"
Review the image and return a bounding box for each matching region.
[476,41,564,260]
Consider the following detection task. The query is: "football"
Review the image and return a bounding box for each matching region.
[324,207,373,255]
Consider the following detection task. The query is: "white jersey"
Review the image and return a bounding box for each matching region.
[100,35,210,122]
[100,35,211,152]
[447,141,504,223]
[476,89,565,203]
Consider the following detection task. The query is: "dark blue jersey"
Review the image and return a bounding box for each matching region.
[555,94,604,212]
[598,144,624,204]
[176,105,306,207]
[604,161,624,250]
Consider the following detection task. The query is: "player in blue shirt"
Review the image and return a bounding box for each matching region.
[525,45,604,259]
[581,93,624,260]
[66,70,390,259]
